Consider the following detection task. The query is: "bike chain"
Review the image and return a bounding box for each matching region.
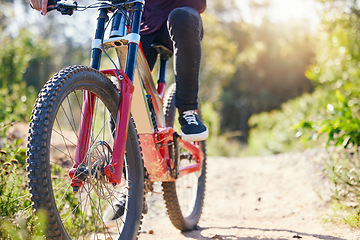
[146,95,158,132]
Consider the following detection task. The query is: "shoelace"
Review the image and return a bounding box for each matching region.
[182,110,199,125]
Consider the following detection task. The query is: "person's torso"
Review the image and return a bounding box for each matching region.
[140,0,206,35]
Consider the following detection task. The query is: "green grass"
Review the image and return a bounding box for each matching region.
[0,143,36,239]
[323,200,360,228]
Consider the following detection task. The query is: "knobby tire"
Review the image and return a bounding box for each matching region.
[162,83,207,231]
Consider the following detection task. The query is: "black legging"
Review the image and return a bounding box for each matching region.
[140,6,203,112]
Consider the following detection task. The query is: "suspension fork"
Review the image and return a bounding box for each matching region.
[69,3,143,190]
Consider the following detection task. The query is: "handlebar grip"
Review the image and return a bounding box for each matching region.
[47,0,77,15]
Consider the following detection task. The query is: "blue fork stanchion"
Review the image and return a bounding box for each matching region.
[90,8,108,70]
[125,2,143,82]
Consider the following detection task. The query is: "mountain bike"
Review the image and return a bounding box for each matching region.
[26,0,206,239]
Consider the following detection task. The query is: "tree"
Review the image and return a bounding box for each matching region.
[201,2,314,143]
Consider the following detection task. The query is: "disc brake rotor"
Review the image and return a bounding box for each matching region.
[87,141,115,199]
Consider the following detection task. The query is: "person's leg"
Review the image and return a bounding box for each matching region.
[140,33,158,71]
[141,22,174,70]
[168,6,203,111]
[167,7,208,141]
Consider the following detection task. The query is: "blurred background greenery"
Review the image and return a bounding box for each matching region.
[0,0,321,156]
[3,0,360,235]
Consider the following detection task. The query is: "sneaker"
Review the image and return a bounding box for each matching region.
[103,193,127,228]
[178,110,209,142]
[103,192,148,228]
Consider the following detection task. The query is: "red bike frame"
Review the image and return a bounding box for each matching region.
[69,61,204,188]
[66,1,204,188]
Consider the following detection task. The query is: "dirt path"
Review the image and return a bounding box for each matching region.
[138,150,360,240]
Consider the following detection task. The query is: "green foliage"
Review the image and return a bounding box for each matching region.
[298,2,360,149]
[0,18,46,237]
[0,27,51,123]
[0,144,33,238]
[306,90,360,148]
[0,29,51,88]
[0,3,57,238]
[288,0,360,227]
[248,0,360,155]
[321,148,360,228]
[248,89,329,155]
[325,149,360,203]
[324,200,360,228]
[0,82,36,124]
[201,11,314,143]
[201,13,246,103]
[0,158,29,218]
[1,209,48,240]
[201,102,246,156]
[245,2,360,223]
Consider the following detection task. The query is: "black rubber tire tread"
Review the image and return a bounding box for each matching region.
[161,83,207,231]
[27,65,144,240]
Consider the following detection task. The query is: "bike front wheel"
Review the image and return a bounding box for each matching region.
[162,83,207,231]
[27,65,144,240]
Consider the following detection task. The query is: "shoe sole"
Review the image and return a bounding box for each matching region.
[180,129,209,142]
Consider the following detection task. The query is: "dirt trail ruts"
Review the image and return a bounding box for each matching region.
[138,150,360,240]
[11,122,359,239]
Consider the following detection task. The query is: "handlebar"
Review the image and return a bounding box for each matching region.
[46,0,136,15]
[47,0,78,15]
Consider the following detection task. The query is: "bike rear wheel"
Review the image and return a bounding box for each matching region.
[162,83,207,231]
[27,65,144,240]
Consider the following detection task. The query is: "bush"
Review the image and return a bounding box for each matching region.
[325,148,360,203]
[0,24,52,238]
[1,209,48,240]
[293,2,360,227]
[0,140,34,238]
[247,88,332,155]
